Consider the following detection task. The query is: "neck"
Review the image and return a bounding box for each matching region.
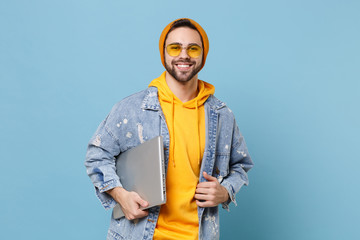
[165,72,199,102]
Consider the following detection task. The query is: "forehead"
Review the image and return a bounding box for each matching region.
[165,27,202,46]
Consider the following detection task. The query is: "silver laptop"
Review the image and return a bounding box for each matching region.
[112,136,166,219]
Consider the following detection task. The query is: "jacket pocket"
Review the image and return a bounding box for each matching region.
[108,217,135,240]
[107,229,124,240]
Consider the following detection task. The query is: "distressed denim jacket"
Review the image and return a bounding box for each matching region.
[85,87,253,240]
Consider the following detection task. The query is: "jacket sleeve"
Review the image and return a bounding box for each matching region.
[84,116,122,210]
[221,119,254,210]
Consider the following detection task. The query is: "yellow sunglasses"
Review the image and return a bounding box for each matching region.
[166,44,202,58]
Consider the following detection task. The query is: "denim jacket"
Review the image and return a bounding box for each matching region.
[85,86,253,240]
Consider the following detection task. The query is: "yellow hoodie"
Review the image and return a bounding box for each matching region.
[149,72,215,240]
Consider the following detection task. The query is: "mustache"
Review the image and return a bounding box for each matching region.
[172,59,196,65]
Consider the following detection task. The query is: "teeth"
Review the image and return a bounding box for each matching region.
[177,64,190,68]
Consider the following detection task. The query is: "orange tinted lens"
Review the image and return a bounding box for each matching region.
[187,45,202,58]
[166,44,182,57]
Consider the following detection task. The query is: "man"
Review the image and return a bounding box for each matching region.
[85,18,253,240]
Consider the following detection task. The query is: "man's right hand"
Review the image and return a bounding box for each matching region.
[106,187,149,220]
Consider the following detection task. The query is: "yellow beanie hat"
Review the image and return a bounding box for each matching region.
[159,18,209,70]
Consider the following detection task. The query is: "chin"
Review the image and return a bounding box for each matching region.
[166,65,200,83]
[175,73,194,82]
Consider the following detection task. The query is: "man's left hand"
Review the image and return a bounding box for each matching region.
[195,172,229,207]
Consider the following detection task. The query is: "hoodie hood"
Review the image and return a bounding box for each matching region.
[148,72,215,107]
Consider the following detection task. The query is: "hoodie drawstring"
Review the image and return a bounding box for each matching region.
[171,96,176,167]
[148,72,215,169]
[195,100,201,165]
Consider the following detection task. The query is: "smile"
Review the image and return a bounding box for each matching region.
[175,63,193,70]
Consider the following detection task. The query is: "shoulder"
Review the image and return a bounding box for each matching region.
[110,87,157,111]
[113,88,149,108]
[105,87,157,123]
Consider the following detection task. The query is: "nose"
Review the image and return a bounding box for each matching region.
[178,47,190,59]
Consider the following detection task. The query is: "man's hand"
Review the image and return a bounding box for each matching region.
[106,187,149,220]
[195,172,229,207]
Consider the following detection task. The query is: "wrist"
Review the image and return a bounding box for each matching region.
[222,186,230,203]
[107,187,127,202]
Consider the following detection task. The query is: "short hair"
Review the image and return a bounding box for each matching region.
[164,18,204,47]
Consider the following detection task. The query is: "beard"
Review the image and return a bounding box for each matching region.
[165,57,202,83]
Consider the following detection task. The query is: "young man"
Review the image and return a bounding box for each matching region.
[85,18,253,240]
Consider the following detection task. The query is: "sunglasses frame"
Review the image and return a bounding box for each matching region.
[165,43,203,58]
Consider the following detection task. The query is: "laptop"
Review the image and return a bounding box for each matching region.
[112,136,166,219]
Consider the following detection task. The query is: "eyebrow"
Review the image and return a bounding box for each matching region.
[168,42,201,47]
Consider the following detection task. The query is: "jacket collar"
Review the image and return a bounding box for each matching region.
[141,86,226,111]
[141,87,161,110]
[206,95,226,110]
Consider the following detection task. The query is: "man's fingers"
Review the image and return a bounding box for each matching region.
[196,200,214,208]
[119,191,149,220]
[135,195,149,208]
[195,173,229,208]
[195,186,216,195]
[123,204,148,220]
[134,209,149,218]
[197,181,217,189]
[195,187,207,194]
[125,209,148,221]
[203,172,218,182]
[194,193,206,200]
[194,193,213,201]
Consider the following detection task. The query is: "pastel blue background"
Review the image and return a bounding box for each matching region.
[1,0,359,239]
